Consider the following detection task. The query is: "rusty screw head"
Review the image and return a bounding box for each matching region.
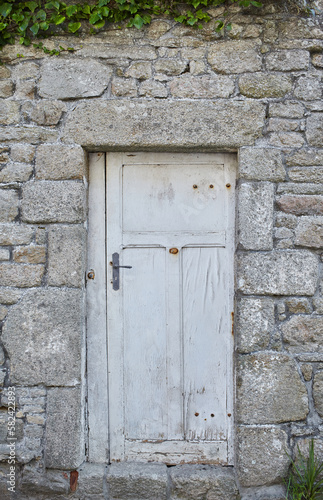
[226,183,231,188]
[209,184,214,189]
[87,270,95,280]
[169,248,179,255]
[193,184,198,189]
[195,412,199,417]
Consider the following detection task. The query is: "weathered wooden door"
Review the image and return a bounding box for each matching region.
[104,152,235,465]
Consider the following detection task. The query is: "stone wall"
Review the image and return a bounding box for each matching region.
[0,3,322,498]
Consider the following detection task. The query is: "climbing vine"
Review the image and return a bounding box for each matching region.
[0,0,316,52]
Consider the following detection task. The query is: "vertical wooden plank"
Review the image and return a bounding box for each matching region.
[182,247,228,442]
[123,246,168,440]
[87,152,108,462]
[106,153,125,461]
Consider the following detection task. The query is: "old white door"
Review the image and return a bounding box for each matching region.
[87,152,236,465]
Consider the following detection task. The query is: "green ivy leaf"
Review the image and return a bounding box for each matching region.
[54,15,66,25]
[133,13,144,29]
[26,1,38,13]
[0,23,8,31]
[66,5,78,17]
[68,21,81,33]
[93,19,105,28]
[39,21,49,30]
[0,3,13,18]
[19,17,31,32]
[36,10,47,21]
[30,22,39,34]
[99,0,108,6]
[45,1,60,10]
[251,0,262,6]
[89,12,101,24]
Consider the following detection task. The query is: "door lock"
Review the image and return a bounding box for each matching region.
[112,252,132,290]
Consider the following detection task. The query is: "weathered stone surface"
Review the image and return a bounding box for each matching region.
[313,298,323,313]
[21,466,69,495]
[154,58,188,75]
[107,462,167,500]
[147,20,171,39]
[313,371,323,417]
[2,288,83,385]
[238,182,274,250]
[170,74,234,98]
[294,76,322,101]
[0,249,10,261]
[12,62,39,80]
[277,195,323,215]
[35,144,86,180]
[124,62,152,80]
[77,463,106,495]
[237,298,274,353]
[139,80,168,97]
[306,114,323,146]
[266,50,309,71]
[63,99,266,149]
[288,167,323,183]
[269,101,305,118]
[0,67,11,79]
[111,77,137,97]
[285,298,312,314]
[238,250,318,296]
[277,183,323,195]
[45,387,83,469]
[0,189,19,222]
[0,126,58,144]
[237,353,308,423]
[295,216,323,247]
[79,44,157,60]
[48,225,85,287]
[0,224,33,245]
[268,132,305,148]
[301,363,313,381]
[13,245,46,264]
[169,465,239,500]
[295,438,323,462]
[240,484,286,500]
[0,263,44,287]
[282,316,323,353]
[39,59,112,99]
[239,148,285,181]
[29,100,66,126]
[21,181,86,223]
[286,149,323,167]
[239,73,292,98]
[267,118,299,132]
[10,144,35,163]
[208,41,262,73]
[237,427,289,487]
[312,53,323,67]
[0,101,20,125]
[0,80,14,98]
[0,163,33,183]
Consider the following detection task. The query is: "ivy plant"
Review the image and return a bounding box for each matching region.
[0,0,316,54]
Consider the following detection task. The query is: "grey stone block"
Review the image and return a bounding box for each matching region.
[236,297,274,353]
[10,144,35,163]
[237,353,308,424]
[269,101,305,118]
[39,59,113,99]
[21,181,86,223]
[0,163,33,183]
[239,148,285,181]
[240,484,286,500]
[29,100,66,126]
[107,462,167,500]
[208,41,262,74]
[239,73,292,98]
[169,74,234,98]
[277,195,323,215]
[306,113,323,147]
[238,182,274,250]
[63,99,266,149]
[35,145,86,181]
[0,101,20,125]
[295,216,323,247]
[0,126,58,144]
[0,224,33,245]
[2,288,83,385]
[45,387,83,469]
[0,189,19,222]
[0,288,23,304]
[238,250,318,296]
[169,465,239,500]
[265,50,310,71]
[0,263,44,287]
[21,465,70,494]
[77,463,106,495]
[294,76,322,101]
[288,167,323,183]
[48,225,86,287]
[285,149,323,167]
[238,427,289,487]
[282,316,323,353]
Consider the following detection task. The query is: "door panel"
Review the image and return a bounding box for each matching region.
[106,152,236,464]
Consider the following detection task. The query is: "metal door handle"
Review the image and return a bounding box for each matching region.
[112,252,132,290]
